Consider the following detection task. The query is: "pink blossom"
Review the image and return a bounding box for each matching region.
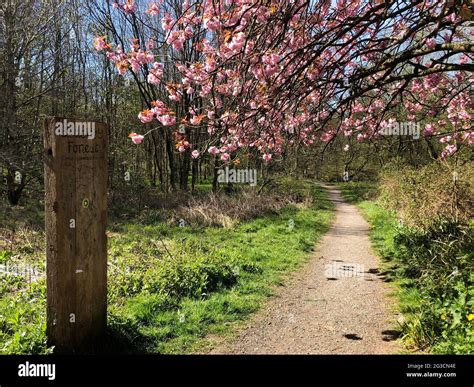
[191,150,200,159]
[199,85,211,97]
[462,132,474,145]
[146,39,155,50]
[190,114,204,125]
[425,38,436,49]
[208,146,219,155]
[158,114,176,126]
[122,0,137,14]
[161,13,174,30]
[116,61,129,75]
[319,110,329,120]
[93,36,108,51]
[167,31,185,50]
[146,1,160,16]
[147,73,161,85]
[147,62,163,85]
[204,16,220,31]
[166,84,181,101]
[128,133,144,144]
[138,109,154,123]
[423,123,434,136]
[95,0,474,162]
[441,144,457,158]
[130,59,141,72]
[168,92,181,102]
[320,132,334,142]
[226,32,246,52]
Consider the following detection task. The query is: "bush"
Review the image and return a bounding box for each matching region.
[379,160,473,230]
[142,252,238,300]
[393,221,473,353]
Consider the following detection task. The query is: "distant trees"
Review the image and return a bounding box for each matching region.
[0,0,73,204]
[0,0,145,204]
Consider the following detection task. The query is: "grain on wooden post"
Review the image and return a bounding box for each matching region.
[44,117,108,353]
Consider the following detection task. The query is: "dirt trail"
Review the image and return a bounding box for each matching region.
[210,185,401,354]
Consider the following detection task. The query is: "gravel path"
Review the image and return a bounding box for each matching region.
[210,185,401,354]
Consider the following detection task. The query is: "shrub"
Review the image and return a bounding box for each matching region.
[379,161,473,230]
[142,252,238,300]
[393,221,473,353]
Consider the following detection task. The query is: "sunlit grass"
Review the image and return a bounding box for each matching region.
[0,181,334,354]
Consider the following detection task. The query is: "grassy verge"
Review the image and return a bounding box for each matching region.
[336,182,473,354]
[0,180,333,354]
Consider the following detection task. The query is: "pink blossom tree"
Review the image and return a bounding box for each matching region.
[93,0,473,171]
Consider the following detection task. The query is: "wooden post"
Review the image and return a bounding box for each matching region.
[44,117,108,353]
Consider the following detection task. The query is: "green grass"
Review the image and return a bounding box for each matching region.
[335,181,379,204]
[337,182,473,354]
[106,183,333,353]
[0,181,334,354]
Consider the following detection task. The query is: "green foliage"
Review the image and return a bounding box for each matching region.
[0,250,12,264]
[0,279,51,354]
[393,222,473,354]
[141,253,238,300]
[0,181,333,354]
